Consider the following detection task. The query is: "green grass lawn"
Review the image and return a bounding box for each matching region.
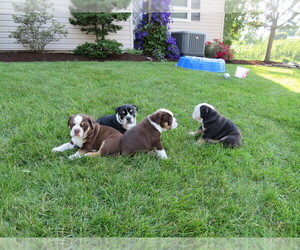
[0,61,299,237]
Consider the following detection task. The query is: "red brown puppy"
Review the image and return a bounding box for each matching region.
[120,109,178,159]
[52,114,122,159]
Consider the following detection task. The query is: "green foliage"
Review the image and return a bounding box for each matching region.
[70,0,131,12]
[0,62,299,237]
[275,32,288,40]
[69,12,131,42]
[69,0,131,41]
[278,25,299,36]
[233,39,300,62]
[69,0,131,59]
[223,12,247,43]
[138,23,169,61]
[73,40,122,59]
[123,49,143,55]
[9,0,68,52]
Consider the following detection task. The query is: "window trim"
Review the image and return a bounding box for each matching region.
[171,0,201,22]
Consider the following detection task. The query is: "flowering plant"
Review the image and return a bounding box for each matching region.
[205,39,234,62]
[134,0,180,60]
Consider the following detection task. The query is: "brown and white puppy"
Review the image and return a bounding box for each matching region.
[120,109,178,159]
[52,114,122,159]
[189,103,242,147]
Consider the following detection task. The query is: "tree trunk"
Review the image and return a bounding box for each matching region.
[95,24,99,42]
[264,25,277,62]
[264,13,279,62]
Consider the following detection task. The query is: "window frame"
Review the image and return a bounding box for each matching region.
[171,0,201,22]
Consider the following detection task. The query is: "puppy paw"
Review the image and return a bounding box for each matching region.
[68,152,81,160]
[52,147,61,152]
[159,155,168,160]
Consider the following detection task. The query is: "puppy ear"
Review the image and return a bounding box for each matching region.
[68,115,75,127]
[133,105,138,111]
[151,111,163,125]
[200,105,209,115]
[87,116,96,130]
[115,106,121,113]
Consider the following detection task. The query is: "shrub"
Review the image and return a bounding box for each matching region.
[123,49,143,55]
[275,32,288,40]
[69,12,131,42]
[134,1,180,60]
[205,39,234,62]
[69,0,131,59]
[9,0,68,52]
[232,39,300,62]
[73,40,122,59]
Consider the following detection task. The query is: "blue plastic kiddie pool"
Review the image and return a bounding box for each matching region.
[176,56,225,73]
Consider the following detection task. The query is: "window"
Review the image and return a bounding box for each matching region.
[171,0,201,22]
[191,0,200,9]
[171,12,188,20]
[191,12,200,21]
[172,0,188,8]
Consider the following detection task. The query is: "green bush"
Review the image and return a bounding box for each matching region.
[9,0,67,52]
[275,32,288,40]
[233,39,300,62]
[74,40,122,59]
[123,49,143,55]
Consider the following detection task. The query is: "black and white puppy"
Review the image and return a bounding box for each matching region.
[189,103,242,147]
[96,104,138,134]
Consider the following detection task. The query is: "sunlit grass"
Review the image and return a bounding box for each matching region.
[252,66,300,93]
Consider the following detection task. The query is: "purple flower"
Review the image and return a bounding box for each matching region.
[134,0,180,60]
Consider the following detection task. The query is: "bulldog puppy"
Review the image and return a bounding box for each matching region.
[120,109,178,159]
[96,104,138,134]
[189,103,242,147]
[52,114,122,159]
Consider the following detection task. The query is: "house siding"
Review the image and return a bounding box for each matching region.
[0,0,133,51]
[0,0,224,51]
[170,0,225,41]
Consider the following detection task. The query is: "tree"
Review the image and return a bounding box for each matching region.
[223,0,249,44]
[262,0,300,61]
[9,0,68,52]
[69,0,131,42]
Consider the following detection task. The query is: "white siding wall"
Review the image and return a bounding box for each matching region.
[0,0,225,51]
[170,0,225,42]
[0,0,133,51]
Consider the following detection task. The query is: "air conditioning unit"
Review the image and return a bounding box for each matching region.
[171,31,206,57]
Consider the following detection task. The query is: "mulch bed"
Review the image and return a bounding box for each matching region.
[0,51,279,65]
[0,52,151,62]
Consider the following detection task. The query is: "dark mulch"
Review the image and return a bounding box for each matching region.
[227,59,273,65]
[0,52,151,62]
[0,51,278,65]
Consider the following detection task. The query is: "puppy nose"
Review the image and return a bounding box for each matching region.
[74,129,80,134]
[126,117,132,121]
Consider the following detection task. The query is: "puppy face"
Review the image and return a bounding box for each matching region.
[115,104,138,129]
[192,103,215,123]
[149,109,178,131]
[68,114,95,139]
